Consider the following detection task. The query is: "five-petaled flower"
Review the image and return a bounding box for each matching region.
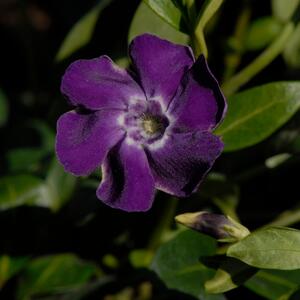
[55,34,227,212]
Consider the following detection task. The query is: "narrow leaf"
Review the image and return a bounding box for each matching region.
[56,0,112,62]
[215,82,300,151]
[227,226,300,270]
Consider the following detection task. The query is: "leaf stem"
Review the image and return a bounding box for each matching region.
[193,0,224,57]
[147,197,178,251]
[266,208,300,227]
[221,22,295,96]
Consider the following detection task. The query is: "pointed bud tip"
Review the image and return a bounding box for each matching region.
[175,212,204,227]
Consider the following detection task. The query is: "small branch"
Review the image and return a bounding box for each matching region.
[221,22,294,96]
[266,208,300,227]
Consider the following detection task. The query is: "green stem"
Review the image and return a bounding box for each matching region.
[147,197,179,251]
[221,22,295,96]
[266,208,300,227]
[193,0,224,57]
[222,5,251,80]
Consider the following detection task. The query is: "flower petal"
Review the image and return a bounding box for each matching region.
[97,142,155,212]
[61,55,145,110]
[168,55,227,131]
[146,131,223,197]
[129,34,194,108]
[56,110,124,176]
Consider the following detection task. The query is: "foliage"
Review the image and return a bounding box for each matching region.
[1,0,300,299]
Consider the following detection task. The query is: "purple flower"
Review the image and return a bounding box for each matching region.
[55,34,226,212]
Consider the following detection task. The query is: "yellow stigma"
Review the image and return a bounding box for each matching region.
[142,116,162,135]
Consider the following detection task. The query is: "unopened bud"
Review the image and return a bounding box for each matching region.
[175,212,250,242]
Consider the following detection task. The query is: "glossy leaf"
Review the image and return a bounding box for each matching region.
[151,230,225,300]
[56,0,112,62]
[245,269,300,300]
[205,257,257,294]
[128,2,188,44]
[0,256,29,288]
[215,82,300,151]
[17,254,101,300]
[143,0,188,32]
[272,0,300,22]
[245,17,282,51]
[227,226,300,270]
[0,88,8,127]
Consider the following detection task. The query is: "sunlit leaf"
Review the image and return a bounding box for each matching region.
[143,0,190,32]
[17,254,101,300]
[215,82,300,151]
[227,226,300,270]
[0,256,29,289]
[128,2,188,44]
[272,0,300,22]
[55,0,112,62]
[152,230,225,300]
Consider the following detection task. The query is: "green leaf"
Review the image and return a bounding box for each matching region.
[205,257,257,294]
[265,153,291,169]
[151,230,225,300]
[0,256,29,289]
[45,160,77,212]
[227,226,300,270]
[0,175,47,210]
[272,0,300,22]
[55,0,112,62]
[129,249,153,268]
[6,121,55,172]
[245,17,282,51]
[7,148,47,172]
[0,88,9,127]
[143,0,187,31]
[17,254,101,300]
[215,82,300,152]
[245,269,300,300]
[128,2,188,45]
[0,161,76,212]
[283,24,300,68]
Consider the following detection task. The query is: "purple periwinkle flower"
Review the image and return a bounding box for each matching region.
[55,34,226,212]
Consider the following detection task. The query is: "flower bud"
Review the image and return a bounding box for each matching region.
[175,211,250,242]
